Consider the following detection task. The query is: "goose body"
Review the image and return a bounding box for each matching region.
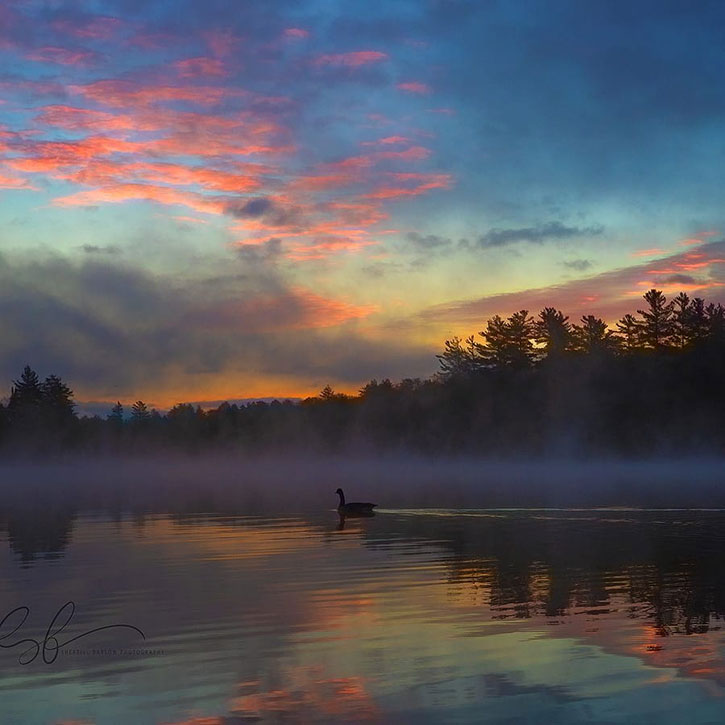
[336,488,377,515]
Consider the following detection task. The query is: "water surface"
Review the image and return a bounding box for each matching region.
[3,504,725,723]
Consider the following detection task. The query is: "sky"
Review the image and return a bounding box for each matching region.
[1,0,725,409]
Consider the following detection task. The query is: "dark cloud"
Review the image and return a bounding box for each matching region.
[563,259,593,272]
[228,197,274,218]
[657,274,698,286]
[0,252,432,399]
[225,197,304,228]
[479,222,604,248]
[236,238,283,264]
[405,231,452,248]
[80,244,121,255]
[361,260,405,278]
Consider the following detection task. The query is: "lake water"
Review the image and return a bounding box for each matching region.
[3,504,725,723]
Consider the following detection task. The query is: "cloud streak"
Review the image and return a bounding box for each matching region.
[421,242,725,328]
[479,222,604,248]
[312,50,388,67]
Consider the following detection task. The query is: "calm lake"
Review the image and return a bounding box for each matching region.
[3,501,725,723]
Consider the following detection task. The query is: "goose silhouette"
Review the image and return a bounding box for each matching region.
[336,488,376,516]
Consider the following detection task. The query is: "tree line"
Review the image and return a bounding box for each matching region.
[1,288,724,456]
[436,289,725,376]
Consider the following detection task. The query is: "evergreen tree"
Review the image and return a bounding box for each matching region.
[360,379,394,397]
[688,297,709,345]
[9,365,43,411]
[436,335,480,378]
[319,385,337,401]
[41,374,76,423]
[570,315,618,354]
[706,302,725,345]
[8,365,44,430]
[130,400,150,422]
[637,289,673,350]
[107,402,124,426]
[534,307,571,357]
[616,314,641,352]
[478,310,536,368]
[671,292,693,349]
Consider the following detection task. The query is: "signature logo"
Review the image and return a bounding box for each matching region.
[0,601,146,665]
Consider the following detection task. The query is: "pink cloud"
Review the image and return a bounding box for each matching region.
[11,147,265,193]
[361,136,412,147]
[171,215,209,224]
[288,146,433,197]
[284,28,310,39]
[7,34,451,263]
[376,146,431,161]
[12,135,143,164]
[289,173,361,191]
[70,80,236,107]
[125,32,178,50]
[35,105,156,132]
[53,184,225,215]
[231,198,386,257]
[631,248,666,257]
[0,79,66,97]
[125,162,260,192]
[364,172,453,199]
[319,146,430,174]
[26,46,100,67]
[0,168,36,190]
[174,57,227,78]
[312,51,388,68]
[325,201,388,228]
[288,289,378,326]
[203,30,240,58]
[286,237,378,261]
[195,288,378,331]
[397,81,431,95]
[52,16,123,40]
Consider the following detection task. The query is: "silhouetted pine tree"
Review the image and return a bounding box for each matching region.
[534,307,571,357]
[478,311,536,368]
[107,401,124,425]
[41,375,75,423]
[436,335,480,378]
[130,400,150,422]
[638,289,674,350]
[671,292,693,349]
[8,365,44,432]
[706,303,725,345]
[570,315,618,354]
[616,314,641,352]
[319,385,337,401]
[688,297,710,345]
[9,365,43,410]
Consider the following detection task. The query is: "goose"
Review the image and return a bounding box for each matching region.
[336,488,377,516]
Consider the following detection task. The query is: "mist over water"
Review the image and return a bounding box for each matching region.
[1,455,724,514]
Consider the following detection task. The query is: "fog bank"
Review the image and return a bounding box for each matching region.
[1,456,724,513]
